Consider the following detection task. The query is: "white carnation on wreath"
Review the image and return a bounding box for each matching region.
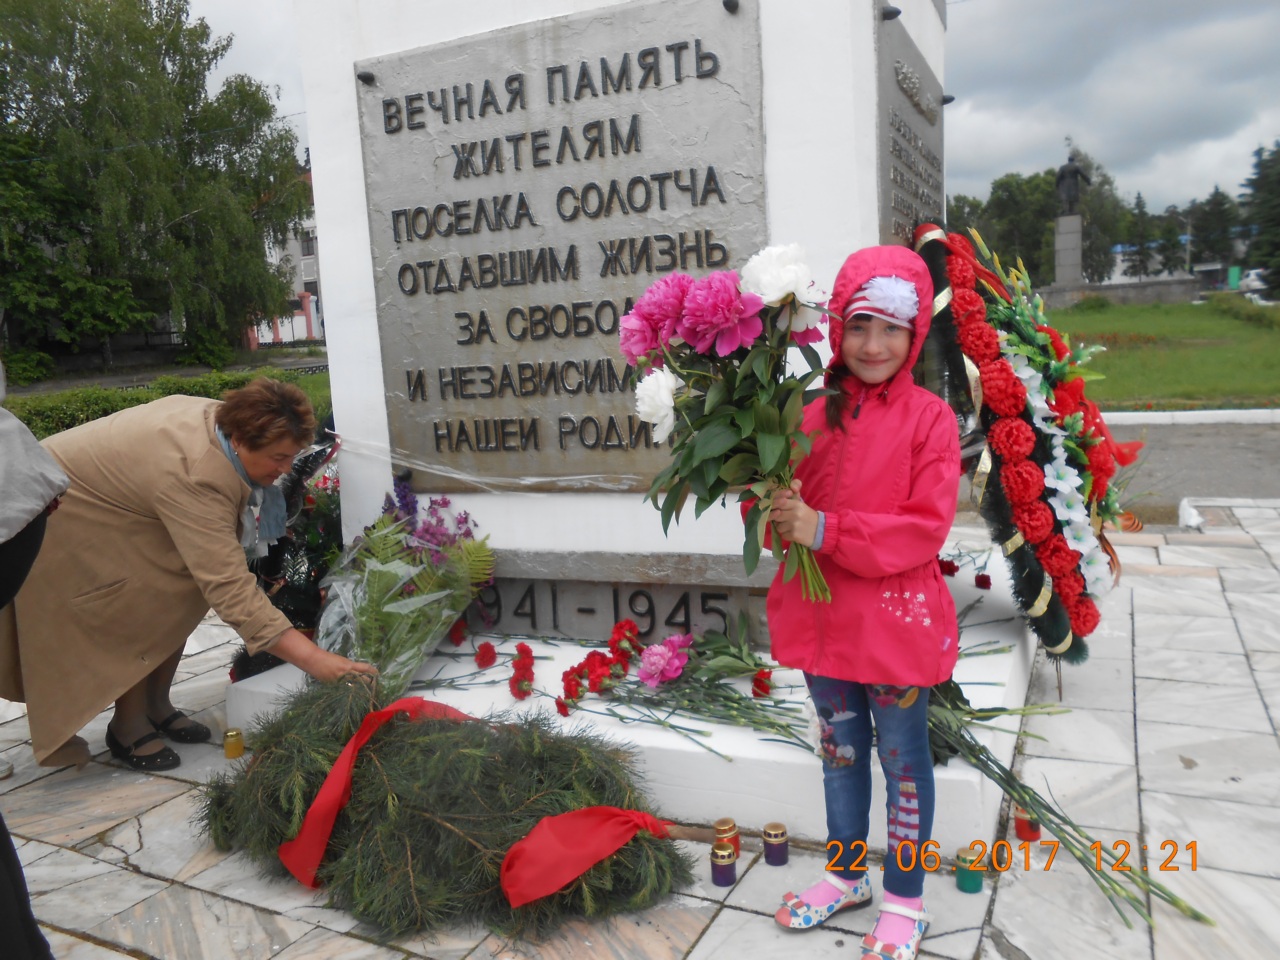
[634,367,678,444]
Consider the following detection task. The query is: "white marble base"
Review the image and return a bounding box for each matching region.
[224,555,1037,851]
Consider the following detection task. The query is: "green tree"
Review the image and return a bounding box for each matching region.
[946,194,987,240]
[981,170,1058,283]
[1241,140,1280,297]
[1123,192,1154,279]
[1188,186,1239,269]
[1155,205,1188,276]
[0,0,309,367]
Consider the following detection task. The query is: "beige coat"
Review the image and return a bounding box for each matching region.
[0,396,291,763]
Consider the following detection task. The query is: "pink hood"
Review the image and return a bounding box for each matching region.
[826,245,934,386]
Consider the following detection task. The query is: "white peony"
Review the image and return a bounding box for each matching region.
[740,243,828,308]
[634,367,678,444]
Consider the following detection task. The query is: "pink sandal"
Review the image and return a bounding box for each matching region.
[774,873,872,930]
[860,901,930,959]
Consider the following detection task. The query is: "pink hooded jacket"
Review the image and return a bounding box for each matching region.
[767,246,961,687]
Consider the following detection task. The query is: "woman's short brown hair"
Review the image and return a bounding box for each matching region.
[215,378,316,451]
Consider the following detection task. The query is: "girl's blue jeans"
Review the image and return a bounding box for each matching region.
[804,673,935,898]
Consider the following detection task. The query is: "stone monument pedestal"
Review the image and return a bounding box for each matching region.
[1054,214,1084,287]
[227,524,1033,851]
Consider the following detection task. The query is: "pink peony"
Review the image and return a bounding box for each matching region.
[676,271,764,356]
[619,273,694,365]
[636,634,694,688]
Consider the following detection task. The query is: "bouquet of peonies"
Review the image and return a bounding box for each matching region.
[620,244,833,601]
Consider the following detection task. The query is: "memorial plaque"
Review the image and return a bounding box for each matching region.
[355,1,767,492]
[877,23,944,245]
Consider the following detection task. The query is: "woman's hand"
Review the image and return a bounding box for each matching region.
[270,627,379,682]
[770,479,819,548]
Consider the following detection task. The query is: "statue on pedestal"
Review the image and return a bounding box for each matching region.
[1055,154,1091,216]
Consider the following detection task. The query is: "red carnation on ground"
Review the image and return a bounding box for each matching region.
[1036,535,1083,579]
[1055,570,1087,605]
[937,557,959,576]
[448,617,468,646]
[1012,500,1056,544]
[474,641,496,669]
[1000,460,1046,505]
[1069,595,1101,637]
[950,287,986,326]
[979,360,1029,418]
[987,417,1037,462]
[562,672,583,702]
[956,317,1001,364]
[751,668,774,698]
[974,573,992,590]
[509,642,535,700]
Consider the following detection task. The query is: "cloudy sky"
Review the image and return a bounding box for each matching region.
[190,0,1280,213]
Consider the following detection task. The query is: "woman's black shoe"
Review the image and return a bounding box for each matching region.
[149,710,212,744]
[105,726,181,771]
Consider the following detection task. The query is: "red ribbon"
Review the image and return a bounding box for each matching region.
[277,696,475,888]
[500,806,672,908]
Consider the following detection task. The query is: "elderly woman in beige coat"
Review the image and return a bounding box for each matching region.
[0,378,376,770]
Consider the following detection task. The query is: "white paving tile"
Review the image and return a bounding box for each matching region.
[980,829,1152,960]
[186,849,363,933]
[1141,791,1278,879]
[1021,706,1136,766]
[1027,655,1133,714]
[1134,677,1272,734]
[1129,576,1230,618]
[1133,614,1243,655]
[1136,720,1280,806]
[30,867,170,931]
[1133,648,1253,686]
[86,883,314,959]
[1150,865,1280,960]
[42,929,137,959]
[1157,545,1274,569]
[1016,756,1140,833]
[80,790,231,882]
[1221,567,1280,593]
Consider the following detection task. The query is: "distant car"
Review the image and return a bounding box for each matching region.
[1240,268,1268,292]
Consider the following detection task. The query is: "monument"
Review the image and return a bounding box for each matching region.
[263,0,1035,847]
[298,0,947,642]
[1053,153,1090,287]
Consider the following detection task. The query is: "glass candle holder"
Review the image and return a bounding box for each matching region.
[710,841,738,887]
[713,817,740,857]
[955,847,983,893]
[762,822,789,866]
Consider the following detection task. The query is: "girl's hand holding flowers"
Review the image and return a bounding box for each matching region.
[769,480,818,548]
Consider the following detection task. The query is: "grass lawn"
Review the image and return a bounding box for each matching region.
[1048,299,1280,410]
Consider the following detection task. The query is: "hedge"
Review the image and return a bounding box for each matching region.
[3,368,309,440]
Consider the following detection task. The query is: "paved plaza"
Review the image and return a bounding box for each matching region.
[2,499,1277,959]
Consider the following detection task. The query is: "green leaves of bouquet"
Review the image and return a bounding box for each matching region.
[619,244,833,601]
[318,486,495,699]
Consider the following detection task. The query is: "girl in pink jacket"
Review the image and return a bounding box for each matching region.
[769,245,960,960]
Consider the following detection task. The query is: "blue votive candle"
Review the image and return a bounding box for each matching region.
[763,822,789,866]
[710,841,738,887]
